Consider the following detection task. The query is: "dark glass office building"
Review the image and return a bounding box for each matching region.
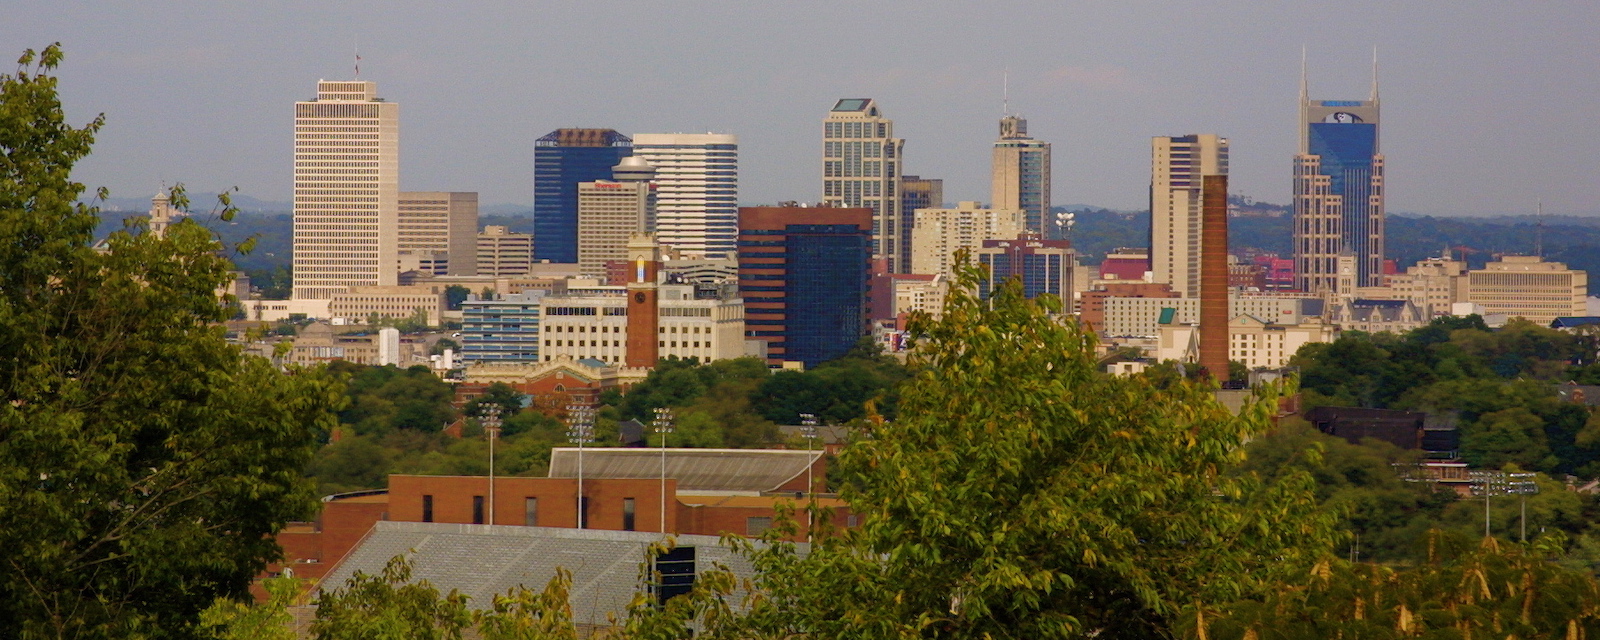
[1293,69,1384,293]
[738,207,872,368]
[533,129,632,263]
[976,238,1076,301]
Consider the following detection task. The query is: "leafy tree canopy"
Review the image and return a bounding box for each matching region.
[0,45,340,637]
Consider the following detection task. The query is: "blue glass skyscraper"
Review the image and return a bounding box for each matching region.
[1293,56,1384,293]
[533,129,632,263]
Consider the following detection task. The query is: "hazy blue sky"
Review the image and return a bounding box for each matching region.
[8,2,1598,215]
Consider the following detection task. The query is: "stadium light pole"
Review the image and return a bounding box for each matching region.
[566,404,595,529]
[800,413,819,541]
[653,407,674,535]
[482,405,502,526]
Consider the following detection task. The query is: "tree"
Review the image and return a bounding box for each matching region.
[726,258,1339,639]
[0,45,341,637]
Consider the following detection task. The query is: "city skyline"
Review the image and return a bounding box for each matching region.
[11,2,1599,217]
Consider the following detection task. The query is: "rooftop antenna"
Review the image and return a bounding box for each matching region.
[1536,200,1544,257]
[1370,45,1379,102]
[354,35,361,80]
[1299,44,1308,103]
[1003,69,1010,116]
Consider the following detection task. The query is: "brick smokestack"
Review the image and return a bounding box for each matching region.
[1199,174,1229,383]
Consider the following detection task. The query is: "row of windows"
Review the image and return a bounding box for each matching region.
[824,121,889,139]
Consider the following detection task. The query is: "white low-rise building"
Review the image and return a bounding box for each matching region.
[540,283,748,365]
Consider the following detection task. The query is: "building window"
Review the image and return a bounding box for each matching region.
[422,494,433,523]
[525,497,537,526]
[472,495,485,524]
[746,516,773,536]
[623,498,636,531]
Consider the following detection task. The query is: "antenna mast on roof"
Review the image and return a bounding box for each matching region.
[354,35,361,80]
[1003,69,1010,116]
[1536,200,1544,258]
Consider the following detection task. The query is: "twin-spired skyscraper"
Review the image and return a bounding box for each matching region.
[1294,60,1384,293]
[292,81,399,299]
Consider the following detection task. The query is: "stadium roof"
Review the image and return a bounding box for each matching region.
[548,448,820,494]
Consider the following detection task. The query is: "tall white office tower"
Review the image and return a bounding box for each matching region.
[577,157,658,277]
[398,192,479,276]
[292,80,399,299]
[1150,134,1228,298]
[991,115,1052,235]
[630,134,738,258]
[822,99,907,272]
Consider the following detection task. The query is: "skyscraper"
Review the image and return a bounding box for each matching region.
[738,206,872,367]
[1294,58,1383,293]
[822,99,907,272]
[1150,134,1229,298]
[910,201,1025,277]
[292,80,399,299]
[398,192,479,276]
[990,115,1052,235]
[576,157,657,278]
[533,129,633,263]
[630,133,738,258]
[900,175,943,221]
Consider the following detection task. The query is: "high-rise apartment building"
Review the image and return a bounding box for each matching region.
[1294,63,1384,293]
[630,134,738,258]
[533,129,632,263]
[991,115,1052,234]
[397,192,479,276]
[909,201,1025,277]
[738,206,872,367]
[576,158,657,278]
[292,80,399,299]
[477,225,534,277]
[901,175,944,221]
[1150,134,1228,298]
[822,99,907,272]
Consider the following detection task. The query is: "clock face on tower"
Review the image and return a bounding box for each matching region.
[634,292,646,303]
[1324,112,1364,124]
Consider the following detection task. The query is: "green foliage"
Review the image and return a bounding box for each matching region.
[1236,421,1456,562]
[1193,532,1600,639]
[722,259,1340,639]
[311,556,473,640]
[430,337,460,356]
[0,44,341,637]
[444,285,471,311]
[333,362,458,436]
[199,577,303,640]
[752,338,911,425]
[1292,316,1600,476]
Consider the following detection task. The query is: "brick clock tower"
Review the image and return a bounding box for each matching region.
[625,233,662,368]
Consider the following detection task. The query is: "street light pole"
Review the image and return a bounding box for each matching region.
[653,407,674,535]
[482,405,502,527]
[566,404,595,529]
[800,413,819,541]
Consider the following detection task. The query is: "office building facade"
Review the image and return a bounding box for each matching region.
[1466,256,1588,325]
[292,80,399,299]
[909,201,1025,277]
[397,192,479,276]
[901,175,944,221]
[630,134,738,258]
[533,129,632,263]
[461,291,547,363]
[1294,67,1384,293]
[822,99,907,272]
[738,206,872,367]
[1150,134,1228,298]
[975,238,1076,301]
[477,225,535,277]
[991,115,1052,234]
[576,158,657,278]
